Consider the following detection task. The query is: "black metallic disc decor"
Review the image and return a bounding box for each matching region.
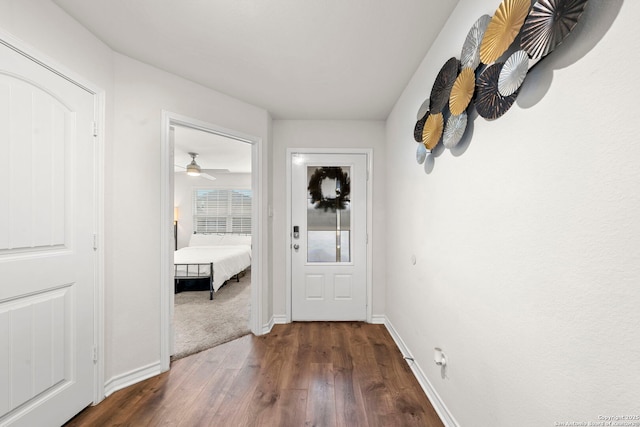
[475,62,520,120]
[521,0,589,60]
[429,57,460,113]
[414,113,428,142]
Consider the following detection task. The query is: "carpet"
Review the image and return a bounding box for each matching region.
[172,271,251,361]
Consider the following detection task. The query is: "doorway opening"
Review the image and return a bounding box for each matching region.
[160,112,263,370]
[172,125,252,359]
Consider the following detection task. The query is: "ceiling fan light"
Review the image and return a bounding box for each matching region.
[186,161,201,176]
[186,152,201,176]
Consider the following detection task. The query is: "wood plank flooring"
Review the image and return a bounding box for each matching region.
[65,322,444,427]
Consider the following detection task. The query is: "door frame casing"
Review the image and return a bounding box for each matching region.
[160,111,264,372]
[286,148,373,323]
[0,30,106,404]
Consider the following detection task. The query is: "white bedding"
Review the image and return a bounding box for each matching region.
[174,245,251,292]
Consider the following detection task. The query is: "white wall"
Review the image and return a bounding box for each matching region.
[271,120,386,317]
[385,1,639,426]
[111,53,271,380]
[1,0,273,392]
[174,173,252,249]
[0,0,114,91]
[0,0,116,399]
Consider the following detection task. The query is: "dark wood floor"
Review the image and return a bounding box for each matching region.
[65,322,444,427]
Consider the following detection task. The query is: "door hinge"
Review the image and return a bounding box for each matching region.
[93,233,98,250]
[366,233,369,244]
[92,121,98,137]
[92,346,98,363]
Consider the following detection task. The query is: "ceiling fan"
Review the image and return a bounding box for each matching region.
[175,152,216,181]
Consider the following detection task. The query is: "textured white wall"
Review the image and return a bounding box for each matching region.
[271,121,387,317]
[385,0,639,426]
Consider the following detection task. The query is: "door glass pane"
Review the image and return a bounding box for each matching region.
[307,166,351,262]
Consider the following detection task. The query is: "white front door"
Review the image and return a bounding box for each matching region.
[291,153,367,321]
[0,40,97,426]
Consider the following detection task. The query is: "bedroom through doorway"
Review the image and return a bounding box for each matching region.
[170,124,254,360]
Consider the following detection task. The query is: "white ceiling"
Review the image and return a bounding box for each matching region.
[53,0,460,120]
[173,125,252,174]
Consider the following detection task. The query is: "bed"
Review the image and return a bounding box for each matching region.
[174,233,252,300]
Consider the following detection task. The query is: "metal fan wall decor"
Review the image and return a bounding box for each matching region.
[461,15,492,70]
[429,58,460,113]
[449,67,476,116]
[476,63,520,120]
[480,0,531,65]
[520,0,589,60]
[422,113,444,150]
[498,50,529,96]
[414,114,428,142]
[410,0,589,169]
[443,112,468,149]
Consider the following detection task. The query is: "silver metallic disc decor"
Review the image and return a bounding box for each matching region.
[414,114,428,142]
[416,98,430,120]
[429,57,460,113]
[498,50,529,96]
[461,15,492,70]
[443,112,468,149]
[521,0,589,60]
[475,62,520,120]
[416,143,428,164]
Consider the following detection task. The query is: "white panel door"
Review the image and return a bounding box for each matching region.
[0,40,96,426]
[291,153,367,321]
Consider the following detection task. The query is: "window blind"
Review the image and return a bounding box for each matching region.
[193,189,252,234]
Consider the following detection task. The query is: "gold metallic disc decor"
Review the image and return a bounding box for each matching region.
[475,62,520,120]
[498,50,529,96]
[521,0,589,60]
[422,112,444,150]
[429,58,460,113]
[443,112,468,149]
[449,68,476,116]
[461,14,492,70]
[480,0,531,65]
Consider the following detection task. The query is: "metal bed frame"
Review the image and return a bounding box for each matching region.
[174,262,241,300]
[174,262,214,300]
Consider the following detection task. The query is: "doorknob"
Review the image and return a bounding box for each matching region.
[293,244,300,251]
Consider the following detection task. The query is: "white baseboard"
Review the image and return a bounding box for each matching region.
[262,317,275,334]
[273,315,288,324]
[103,361,163,398]
[262,314,288,334]
[370,314,386,324]
[382,317,459,427]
